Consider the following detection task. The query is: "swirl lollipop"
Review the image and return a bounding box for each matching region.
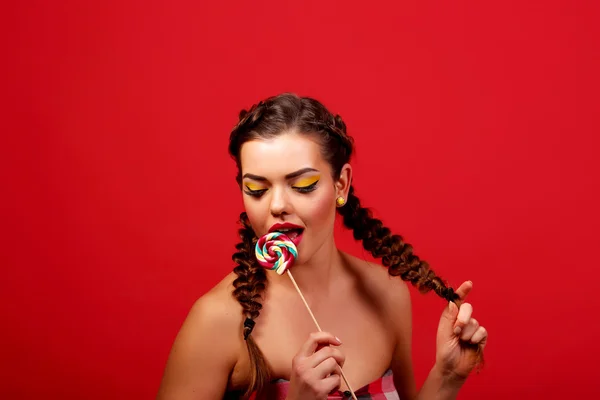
[255,232,297,275]
[254,231,358,400]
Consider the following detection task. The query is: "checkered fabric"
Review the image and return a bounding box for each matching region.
[256,369,399,400]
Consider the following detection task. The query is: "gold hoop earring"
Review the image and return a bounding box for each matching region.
[336,196,346,207]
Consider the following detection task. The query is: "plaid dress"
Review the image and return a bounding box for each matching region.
[256,369,400,400]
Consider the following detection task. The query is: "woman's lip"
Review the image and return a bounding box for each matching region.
[268,222,304,233]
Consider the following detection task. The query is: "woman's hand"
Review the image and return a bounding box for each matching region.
[435,281,488,382]
[286,332,345,400]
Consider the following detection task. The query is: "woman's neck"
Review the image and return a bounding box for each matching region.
[272,234,345,303]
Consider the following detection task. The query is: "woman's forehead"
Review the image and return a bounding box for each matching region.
[240,134,327,177]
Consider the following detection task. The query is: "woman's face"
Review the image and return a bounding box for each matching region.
[239,131,349,264]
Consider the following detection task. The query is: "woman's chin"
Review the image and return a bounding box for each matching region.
[291,252,308,269]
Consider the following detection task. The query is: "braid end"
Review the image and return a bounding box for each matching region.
[243,317,256,340]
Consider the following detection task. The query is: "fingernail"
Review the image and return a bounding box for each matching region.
[454,326,462,335]
[335,336,342,344]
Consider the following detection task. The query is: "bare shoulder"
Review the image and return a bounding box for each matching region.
[342,251,412,315]
[157,272,245,400]
[195,271,244,329]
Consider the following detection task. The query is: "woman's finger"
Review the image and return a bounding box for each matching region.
[460,318,479,342]
[314,356,340,379]
[308,345,345,369]
[455,280,473,301]
[297,332,342,357]
[470,326,488,347]
[321,373,342,394]
[453,302,473,335]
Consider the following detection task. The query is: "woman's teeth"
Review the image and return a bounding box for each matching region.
[277,228,302,239]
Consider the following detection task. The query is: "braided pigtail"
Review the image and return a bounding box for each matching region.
[231,212,270,398]
[329,114,485,364]
[338,188,484,366]
[337,187,459,302]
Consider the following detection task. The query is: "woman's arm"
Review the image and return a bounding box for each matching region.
[388,283,464,400]
[157,289,242,400]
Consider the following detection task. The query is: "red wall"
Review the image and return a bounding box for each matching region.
[3,1,599,399]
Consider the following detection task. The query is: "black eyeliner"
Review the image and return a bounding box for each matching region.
[293,180,319,193]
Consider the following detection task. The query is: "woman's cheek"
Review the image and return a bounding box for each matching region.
[309,192,336,226]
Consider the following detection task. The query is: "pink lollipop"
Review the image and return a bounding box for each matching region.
[255,232,298,275]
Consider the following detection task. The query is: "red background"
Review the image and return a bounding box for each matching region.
[3,1,599,399]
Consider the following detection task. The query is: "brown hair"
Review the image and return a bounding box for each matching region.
[228,93,462,398]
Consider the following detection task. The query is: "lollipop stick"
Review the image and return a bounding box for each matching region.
[285,270,322,331]
[286,270,358,400]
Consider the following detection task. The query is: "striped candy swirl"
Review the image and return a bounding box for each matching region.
[255,232,297,275]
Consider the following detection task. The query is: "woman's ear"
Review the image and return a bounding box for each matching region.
[335,163,353,199]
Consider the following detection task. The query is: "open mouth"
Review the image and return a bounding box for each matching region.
[276,228,304,241]
[268,223,305,247]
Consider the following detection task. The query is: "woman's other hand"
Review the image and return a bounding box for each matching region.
[286,332,345,400]
[435,281,488,382]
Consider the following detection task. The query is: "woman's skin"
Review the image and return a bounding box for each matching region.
[157,131,487,400]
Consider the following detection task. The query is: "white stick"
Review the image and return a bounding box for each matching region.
[286,269,358,400]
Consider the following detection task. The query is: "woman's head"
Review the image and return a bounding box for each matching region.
[228,93,353,264]
[228,93,461,398]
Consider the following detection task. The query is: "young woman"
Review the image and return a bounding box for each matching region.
[157,93,488,400]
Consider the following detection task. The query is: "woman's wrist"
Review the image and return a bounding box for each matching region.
[431,363,467,390]
[417,364,465,400]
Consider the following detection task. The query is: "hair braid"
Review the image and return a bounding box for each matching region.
[235,102,267,131]
[338,187,459,302]
[330,115,485,364]
[337,188,484,365]
[231,212,270,398]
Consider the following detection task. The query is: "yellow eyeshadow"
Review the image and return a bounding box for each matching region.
[293,175,320,187]
[245,182,266,191]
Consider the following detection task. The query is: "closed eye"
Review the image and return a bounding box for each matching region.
[292,180,319,193]
[244,186,267,198]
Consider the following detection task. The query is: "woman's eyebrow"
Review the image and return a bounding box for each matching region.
[242,168,319,181]
[242,173,267,182]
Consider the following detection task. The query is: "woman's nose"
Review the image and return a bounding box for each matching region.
[269,188,292,217]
